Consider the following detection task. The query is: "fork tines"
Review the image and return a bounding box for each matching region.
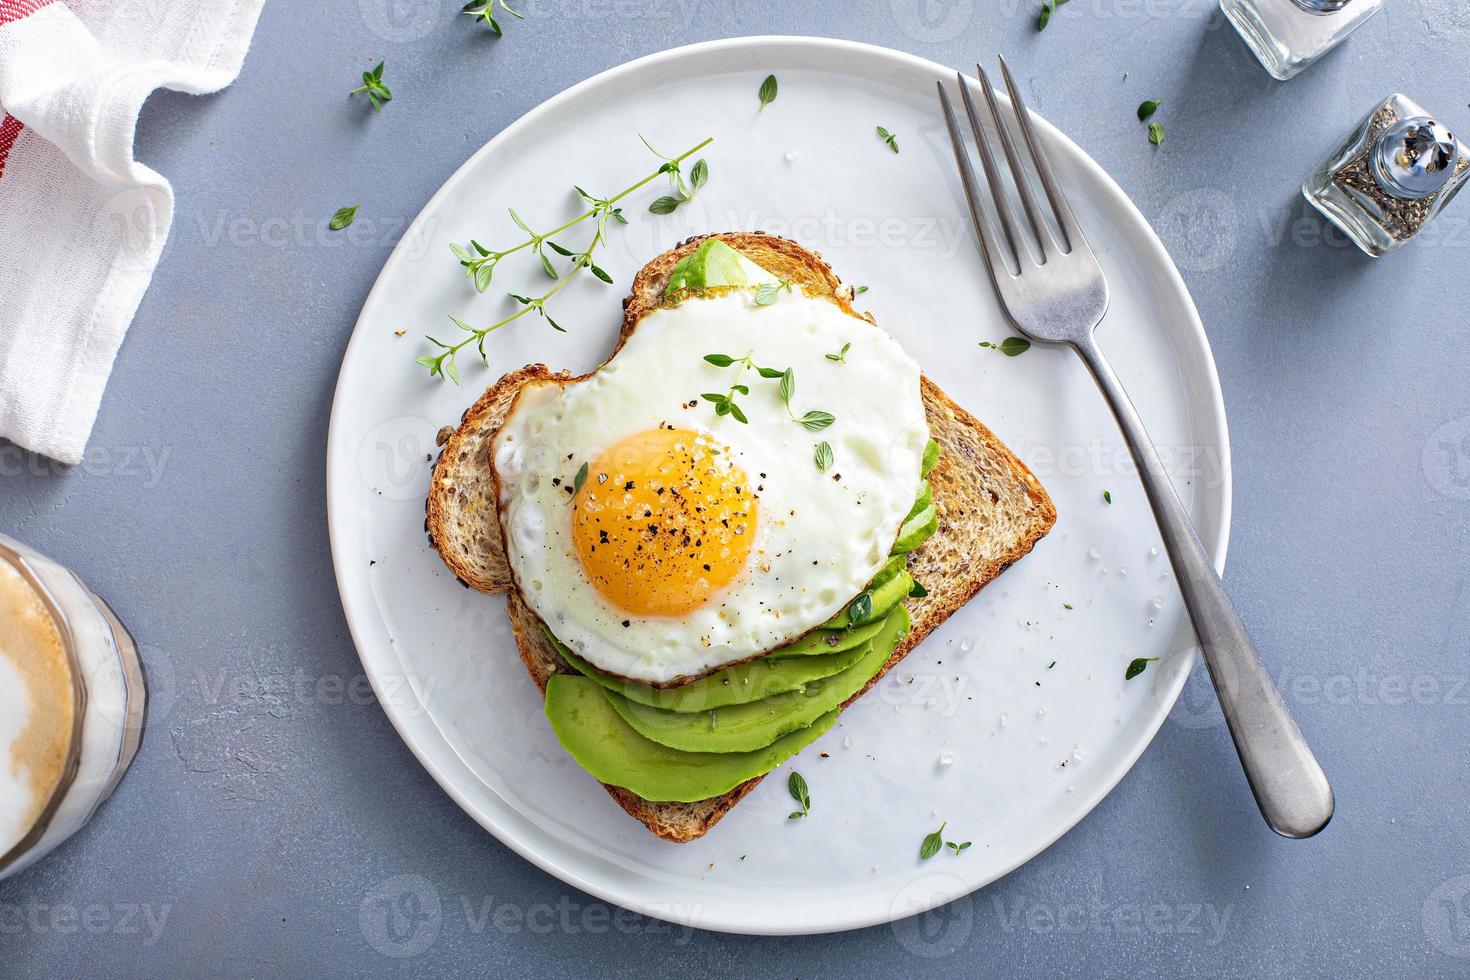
[937,58,1086,277]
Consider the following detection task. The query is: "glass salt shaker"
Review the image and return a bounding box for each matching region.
[1220,0,1383,80]
[1304,94,1469,257]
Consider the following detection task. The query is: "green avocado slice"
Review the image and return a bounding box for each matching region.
[892,505,939,554]
[921,438,941,478]
[664,239,777,299]
[544,674,839,802]
[603,606,910,754]
[553,632,869,711]
[821,570,913,630]
[764,617,887,659]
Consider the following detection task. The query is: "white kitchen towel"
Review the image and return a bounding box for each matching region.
[0,0,263,463]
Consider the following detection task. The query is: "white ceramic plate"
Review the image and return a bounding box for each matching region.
[326,36,1230,936]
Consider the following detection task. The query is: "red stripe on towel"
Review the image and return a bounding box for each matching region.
[0,0,57,25]
[0,115,23,180]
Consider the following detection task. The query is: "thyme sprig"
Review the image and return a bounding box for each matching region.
[420,137,713,382]
[461,0,523,34]
[643,137,709,215]
[449,137,712,294]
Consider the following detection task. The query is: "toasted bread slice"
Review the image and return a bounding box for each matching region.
[427,232,1056,842]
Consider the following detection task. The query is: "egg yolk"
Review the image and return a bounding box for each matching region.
[571,428,757,618]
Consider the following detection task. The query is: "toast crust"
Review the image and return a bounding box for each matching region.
[427,232,1056,842]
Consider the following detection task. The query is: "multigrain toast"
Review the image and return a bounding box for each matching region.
[427,232,1056,842]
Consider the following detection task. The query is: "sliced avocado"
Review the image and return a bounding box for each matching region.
[869,553,909,588]
[664,239,777,299]
[601,606,910,754]
[544,674,838,803]
[766,616,887,659]
[903,481,933,524]
[820,570,913,630]
[921,439,942,478]
[554,635,868,711]
[892,505,939,555]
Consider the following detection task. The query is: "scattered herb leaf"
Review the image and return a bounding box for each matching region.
[351,61,392,110]
[329,205,359,231]
[787,770,811,819]
[755,278,793,305]
[1148,122,1165,146]
[825,342,851,363]
[909,580,928,598]
[814,441,834,472]
[572,462,589,495]
[1125,657,1160,680]
[920,822,947,861]
[980,337,1032,357]
[1103,490,1112,504]
[758,74,778,112]
[461,0,524,35]
[849,592,874,624]
[1137,99,1163,122]
[876,126,899,153]
[946,840,972,855]
[797,410,835,432]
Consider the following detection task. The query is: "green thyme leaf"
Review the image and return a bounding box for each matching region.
[876,126,899,153]
[329,205,359,231]
[825,342,851,363]
[853,285,869,295]
[946,840,972,855]
[1137,99,1163,122]
[1148,122,1165,146]
[796,411,834,431]
[1103,490,1112,504]
[704,353,736,366]
[1125,657,1159,680]
[1038,0,1054,30]
[778,368,795,407]
[908,580,928,598]
[758,74,778,112]
[849,592,873,624]
[572,462,589,494]
[351,62,392,110]
[649,195,682,215]
[814,441,834,472]
[787,770,810,819]
[920,822,947,861]
[690,159,709,190]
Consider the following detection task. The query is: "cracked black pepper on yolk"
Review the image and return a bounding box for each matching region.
[571,427,756,618]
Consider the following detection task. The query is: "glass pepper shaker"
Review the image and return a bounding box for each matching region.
[1304,94,1469,257]
[1220,0,1383,80]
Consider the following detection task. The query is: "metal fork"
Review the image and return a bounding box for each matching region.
[939,60,1333,839]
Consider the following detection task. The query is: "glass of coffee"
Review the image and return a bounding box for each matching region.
[0,532,146,882]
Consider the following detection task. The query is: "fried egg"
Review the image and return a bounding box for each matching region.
[492,288,928,685]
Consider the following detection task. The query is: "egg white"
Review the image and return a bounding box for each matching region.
[492,289,928,685]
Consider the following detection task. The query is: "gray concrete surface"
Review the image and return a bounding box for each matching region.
[2,1,1468,976]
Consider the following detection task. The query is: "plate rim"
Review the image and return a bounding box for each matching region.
[325,34,1233,936]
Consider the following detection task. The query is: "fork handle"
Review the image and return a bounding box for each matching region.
[1074,334,1334,839]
